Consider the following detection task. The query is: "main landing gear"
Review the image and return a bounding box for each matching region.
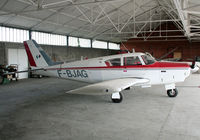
[111,88,178,103]
[167,88,178,97]
[111,92,123,103]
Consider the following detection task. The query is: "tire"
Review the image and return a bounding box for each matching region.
[111,92,123,103]
[167,88,178,97]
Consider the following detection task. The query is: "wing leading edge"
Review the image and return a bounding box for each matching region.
[67,78,149,95]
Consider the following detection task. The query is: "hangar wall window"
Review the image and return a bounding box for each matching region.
[79,38,91,48]
[92,40,107,49]
[0,26,29,43]
[109,43,120,50]
[32,31,66,46]
[0,26,120,50]
[69,36,78,47]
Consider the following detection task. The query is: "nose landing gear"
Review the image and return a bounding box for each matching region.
[167,88,178,97]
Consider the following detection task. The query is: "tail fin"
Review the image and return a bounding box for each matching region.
[24,40,55,67]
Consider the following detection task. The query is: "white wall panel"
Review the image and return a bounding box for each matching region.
[8,49,28,79]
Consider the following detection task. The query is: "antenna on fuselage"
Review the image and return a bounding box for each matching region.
[121,42,131,53]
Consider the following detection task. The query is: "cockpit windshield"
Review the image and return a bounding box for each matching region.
[141,55,156,65]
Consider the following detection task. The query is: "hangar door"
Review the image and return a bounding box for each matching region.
[8,49,28,79]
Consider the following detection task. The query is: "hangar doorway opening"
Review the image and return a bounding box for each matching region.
[8,49,28,79]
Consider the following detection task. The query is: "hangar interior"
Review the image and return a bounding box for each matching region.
[1,0,200,140]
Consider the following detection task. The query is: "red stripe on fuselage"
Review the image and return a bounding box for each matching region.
[46,62,190,70]
[24,41,37,67]
[146,61,189,68]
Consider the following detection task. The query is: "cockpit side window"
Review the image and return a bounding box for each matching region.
[141,55,155,65]
[105,58,121,66]
[124,56,142,66]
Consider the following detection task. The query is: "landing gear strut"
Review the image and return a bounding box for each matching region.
[111,92,123,103]
[167,88,178,97]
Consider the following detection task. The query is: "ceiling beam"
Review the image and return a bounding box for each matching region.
[121,35,186,39]
[42,0,72,8]
[67,1,133,35]
[173,0,190,40]
[102,29,185,35]
[183,10,200,15]
[91,5,159,39]
[183,4,200,11]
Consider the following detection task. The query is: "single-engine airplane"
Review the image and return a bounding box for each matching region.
[23,40,197,103]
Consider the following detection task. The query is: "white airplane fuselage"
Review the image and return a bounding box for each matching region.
[36,53,191,89]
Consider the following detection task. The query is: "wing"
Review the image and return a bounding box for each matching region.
[67,78,149,95]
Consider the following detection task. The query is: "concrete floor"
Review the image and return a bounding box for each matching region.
[0,74,200,140]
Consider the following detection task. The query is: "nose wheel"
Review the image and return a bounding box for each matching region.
[167,88,178,97]
[111,92,123,103]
